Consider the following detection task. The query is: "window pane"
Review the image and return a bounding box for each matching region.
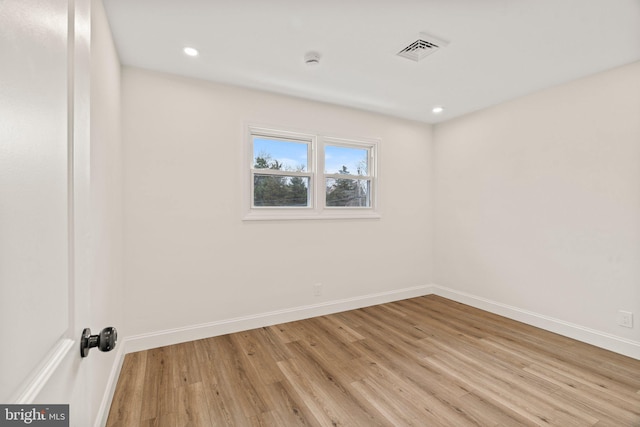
[253,137,308,172]
[254,174,309,207]
[325,178,370,207]
[325,145,368,175]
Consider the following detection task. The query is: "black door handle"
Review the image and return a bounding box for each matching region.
[80,327,117,357]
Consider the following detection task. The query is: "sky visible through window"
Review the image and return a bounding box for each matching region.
[325,145,368,175]
[253,138,308,171]
[253,138,368,175]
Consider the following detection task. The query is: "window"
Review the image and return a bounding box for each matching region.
[324,142,372,208]
[252,135,312,207]
[244,126,379,220]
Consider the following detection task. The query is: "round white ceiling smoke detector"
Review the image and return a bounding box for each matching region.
[304,51,321,66]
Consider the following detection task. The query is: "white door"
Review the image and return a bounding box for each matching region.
[1,0,93,423]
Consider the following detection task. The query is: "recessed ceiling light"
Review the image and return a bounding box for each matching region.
[432,106,444,114]
[183,47,199,57]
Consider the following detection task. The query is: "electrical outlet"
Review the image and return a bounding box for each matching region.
[313,283,323,296]
[617,310,633,328]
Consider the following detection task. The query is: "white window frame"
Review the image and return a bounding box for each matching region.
[243,125,380,221]
[321,137,376,212]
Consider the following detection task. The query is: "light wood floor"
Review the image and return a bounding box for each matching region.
[107,295,640,426]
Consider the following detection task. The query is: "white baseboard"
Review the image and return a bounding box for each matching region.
[431,284,640,360]
[123,284,434,354]
[119,283,640,359]
[94,344,126,427]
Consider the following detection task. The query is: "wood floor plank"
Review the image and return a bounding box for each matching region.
[175,382,213,427]
[230,330,283,386]
[525,363,640,426]
[107,296,640,426]
[423,334,605,427]
[353,356,478,426]
[201,379,244,426]
[283,340,389,426]
[261,380,322,427]
[139,347,163,421]
[321,313,366,343]
[425,353,562,426]
[253,326,295,363]
[484,335,640,404]
[210,334,270,418]
[457,392,538,427]
[292,316,363,365]
[276,356,358,426]
[106,351,147,427]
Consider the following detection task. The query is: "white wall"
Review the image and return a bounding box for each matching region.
[434,61,640,349]
[122,68,434,340]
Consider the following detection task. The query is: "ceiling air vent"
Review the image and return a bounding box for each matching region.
[397,32,449,62]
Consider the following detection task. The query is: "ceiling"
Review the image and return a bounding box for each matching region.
[102,0,640,124]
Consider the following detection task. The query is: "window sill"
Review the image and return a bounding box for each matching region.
[242,209,381,221]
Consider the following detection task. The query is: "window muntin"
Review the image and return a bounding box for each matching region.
[245,126,378,220]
